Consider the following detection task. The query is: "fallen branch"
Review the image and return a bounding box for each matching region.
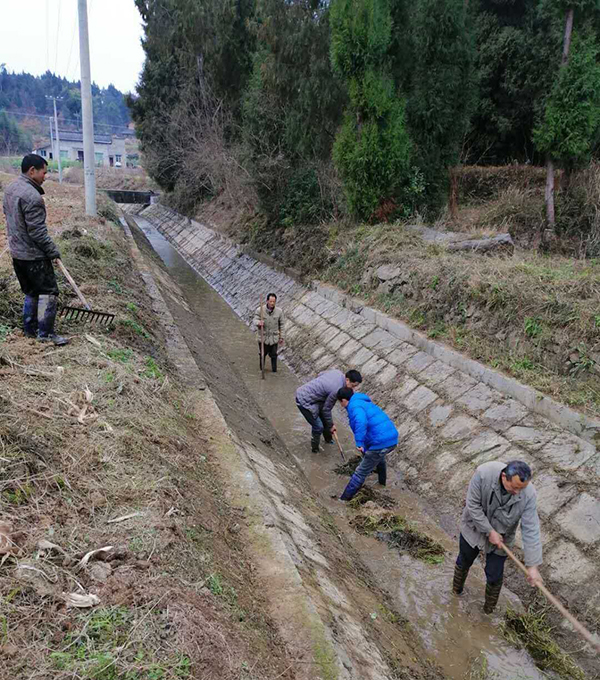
[446,233,515,255]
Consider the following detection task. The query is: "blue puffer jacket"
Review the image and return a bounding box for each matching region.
[346,393,398,451]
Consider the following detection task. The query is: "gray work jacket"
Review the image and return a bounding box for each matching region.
[460,461,543,567]
[295,369,345,429]
[253,305,284,346]
[2,175,60,260]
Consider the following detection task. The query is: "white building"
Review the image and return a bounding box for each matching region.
[35,130,126,168]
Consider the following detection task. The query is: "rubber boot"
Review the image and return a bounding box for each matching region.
[452,564,469,595]
[377,463,386,487]
[483,579,503,614]
[271,355,277,373]
[37,295,69,346]
[323,429,333,444]
[23,295,39,338]
[311,432,321,453]
[340,473,364,501]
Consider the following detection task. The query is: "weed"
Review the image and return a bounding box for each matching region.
[570,344,596,377]
[595,314,600,328]
[512,357,536,371]
[0,323,11,343]
[143,357,163,380]
[524,317,543,339]
[108,279,123,294]
[427,321,447,339]
[126,302,138,313]
[207,573,224,596]
[119,318,151,339]
[430,275,440,290]
[107,348,134,363]
[503,607,585,679]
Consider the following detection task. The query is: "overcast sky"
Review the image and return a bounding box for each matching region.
[0,0,146,93]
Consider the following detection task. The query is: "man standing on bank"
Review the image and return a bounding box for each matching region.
[254,293,284,373]
[295,369,362,453]
[337,388,398,500]
[2,154,68,345]
[453,460,543,614]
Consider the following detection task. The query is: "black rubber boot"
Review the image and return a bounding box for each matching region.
[23,295,39,337]
[271,355,277,373]
[452,564,469,595]
[377,462,386,486]
[483,579,503,614]
[311,433,321,453]
[37,294,69,346]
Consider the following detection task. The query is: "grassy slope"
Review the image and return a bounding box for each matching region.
[0,175,293,680]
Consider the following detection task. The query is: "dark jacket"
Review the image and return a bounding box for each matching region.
[460,461,542,566]
[2,175,60,260]
[295,369,346,429]
[346,393,398,451]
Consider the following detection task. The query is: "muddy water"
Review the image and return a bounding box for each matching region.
[131,215,548,680]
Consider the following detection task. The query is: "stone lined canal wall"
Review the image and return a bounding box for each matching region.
[137,203,600,646]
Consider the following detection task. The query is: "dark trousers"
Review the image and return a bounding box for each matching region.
[12,259,59,337]
[456,534,507,585]
[296,402,332,440]
[340,446,395,500]
[258,342,278,371]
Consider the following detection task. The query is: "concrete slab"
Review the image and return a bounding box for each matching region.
[362,329,393,350]
[428,403,454,428]
[481,399,529,432]
[347,322,377,341]
[460,430,512,460]
[338,339,363,361]
[402,385,439,414]
[327,330,353,353]
[393,377,420,401]
[418,361,457,388]
[456,383,499,416]
[376,364,399,386]
[441,415,480,442]
[315,353,337,371]
[556,493,600,545]
[537,432,597,471]
[505,425,558,452]
[394,415,420,443]
[404,351,436,376]
[360,356,387,378]
[532,472,579,518]
[348,346,375,366]
[386,344,419,366]
[320,325,342,345]
[547,540,595,584]
[437,372,478,401]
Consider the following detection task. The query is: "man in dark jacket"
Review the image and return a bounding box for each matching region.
[2,154,68,345]
[453,460,543,614]
[337,388,398,500]
[295,369,362,452]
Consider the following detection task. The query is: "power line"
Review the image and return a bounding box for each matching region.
[45,2,49,72]
[64,10,79,83]
[0,109,133,133]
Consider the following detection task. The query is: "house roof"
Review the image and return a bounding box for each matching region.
[57,130,113,144]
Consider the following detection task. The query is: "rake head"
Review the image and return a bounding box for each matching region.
[59,306,115,325]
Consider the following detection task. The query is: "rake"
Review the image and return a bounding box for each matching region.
[57,260,115,325]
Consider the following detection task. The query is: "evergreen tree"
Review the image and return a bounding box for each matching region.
[330,0,413,219]
[408,0,477,210]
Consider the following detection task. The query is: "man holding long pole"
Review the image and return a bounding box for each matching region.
[254,293,284,374]
[453,460,543,614]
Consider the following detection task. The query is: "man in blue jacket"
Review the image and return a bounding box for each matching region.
[337,387,398,501]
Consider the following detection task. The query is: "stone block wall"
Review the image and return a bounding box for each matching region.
[139,204,600,639]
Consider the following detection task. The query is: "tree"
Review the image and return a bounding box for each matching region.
[0,112,32,155]
[330,0,413,219]
[408,0,477,211]
[534,1,600,228]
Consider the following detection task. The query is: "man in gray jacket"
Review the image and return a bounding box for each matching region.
[453,460,543,613]
[3,154,68,345]
[295,369,362,452]
[254,293,284,373]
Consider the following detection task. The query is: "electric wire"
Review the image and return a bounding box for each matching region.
[64,9,79,85]
[55,0,62,76]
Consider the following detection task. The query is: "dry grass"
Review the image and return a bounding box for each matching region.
[63,166,158,193]
[0,176,294,680]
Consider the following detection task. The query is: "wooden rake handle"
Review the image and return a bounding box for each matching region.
[332,431,346,462]
[500,542,600,654]
[57,259,90,310]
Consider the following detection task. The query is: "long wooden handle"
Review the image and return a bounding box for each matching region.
[259,295,265,380]
[332,431,346,462]
[501,543,600,654]
[57,260,90,310]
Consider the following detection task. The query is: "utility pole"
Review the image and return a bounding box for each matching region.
[46,97,63,183]
[78,0,96,216]
[48,117,54,163]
